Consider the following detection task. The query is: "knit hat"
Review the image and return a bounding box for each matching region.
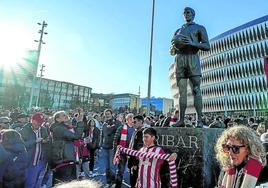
[31,112,45,125]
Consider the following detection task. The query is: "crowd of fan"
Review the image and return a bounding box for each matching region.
[0,107,268,188]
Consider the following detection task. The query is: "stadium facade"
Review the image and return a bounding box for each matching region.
[169,15,268,116]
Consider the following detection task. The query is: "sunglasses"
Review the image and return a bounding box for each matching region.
[222,144,246,154]
[0,122,9,125]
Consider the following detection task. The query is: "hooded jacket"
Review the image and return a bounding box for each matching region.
[0,139,28,188]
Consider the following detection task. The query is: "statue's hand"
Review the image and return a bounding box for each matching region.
[180,35,194,46]
[169,45,176,56]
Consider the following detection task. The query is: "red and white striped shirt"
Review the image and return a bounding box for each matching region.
[137,146,164,188]
[114,146,178,188]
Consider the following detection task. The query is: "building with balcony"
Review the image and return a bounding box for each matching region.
[169,15,268,116]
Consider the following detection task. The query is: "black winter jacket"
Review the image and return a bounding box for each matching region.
[50,121,84,164]
[127,128,144,168]
[19,123,50,165]
[101,120,121,149]
[0,141,28,188]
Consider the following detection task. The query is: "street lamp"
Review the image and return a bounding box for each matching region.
[28,21,48,109]
[36,64,45,107]
[147,0,155,115]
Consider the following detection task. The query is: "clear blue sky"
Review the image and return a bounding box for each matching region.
[0,0,267,98]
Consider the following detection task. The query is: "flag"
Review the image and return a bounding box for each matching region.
[264,56,268,85]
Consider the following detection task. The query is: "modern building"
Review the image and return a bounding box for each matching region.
[0,50,93,110]
[110,93,141,112]
[90,93,114,112]
[141,97,174,115]
[0,75,92,110]
[169,15,268,116]
[34,78,92,109]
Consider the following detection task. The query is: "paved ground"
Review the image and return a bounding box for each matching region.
[91,148,130,188]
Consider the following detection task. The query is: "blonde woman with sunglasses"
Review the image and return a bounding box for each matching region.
[215,126,267,188]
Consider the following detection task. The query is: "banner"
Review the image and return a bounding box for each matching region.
[265,56,268,85]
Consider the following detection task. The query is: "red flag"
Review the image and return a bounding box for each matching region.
[265,56,268,85]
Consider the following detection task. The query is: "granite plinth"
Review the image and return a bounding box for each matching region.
[154,127,223,188]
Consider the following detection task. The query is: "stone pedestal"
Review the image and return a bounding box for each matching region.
[154,127,223,188]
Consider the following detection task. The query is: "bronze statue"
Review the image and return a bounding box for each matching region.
[170,7,210,127]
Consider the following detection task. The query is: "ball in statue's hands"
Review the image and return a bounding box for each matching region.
[172,34,186,49]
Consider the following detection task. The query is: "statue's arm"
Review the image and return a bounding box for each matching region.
[170,30,180,56]
[195,26,210,51]
[178,26,210,51]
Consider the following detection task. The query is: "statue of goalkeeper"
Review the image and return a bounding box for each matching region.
[170,7,210,127]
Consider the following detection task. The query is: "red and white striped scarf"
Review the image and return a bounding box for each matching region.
[32,128,42,166]
[169,117,177,127]
[114,146,178,188]
[220,156,263,188]
[66,124,75,133]
[119,124,128,147]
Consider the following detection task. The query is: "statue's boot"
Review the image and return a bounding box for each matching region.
[175,120,185,127]
[196,120,203,128]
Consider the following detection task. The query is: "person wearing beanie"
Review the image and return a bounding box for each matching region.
[19,112,50,188]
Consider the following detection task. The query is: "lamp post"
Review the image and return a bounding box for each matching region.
[36,64,45,107]
[147,0,155,115]
[28,21,47,109]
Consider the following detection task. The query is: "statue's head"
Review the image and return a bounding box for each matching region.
[183,7,195,23]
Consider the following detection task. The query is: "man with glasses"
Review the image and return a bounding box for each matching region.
[170,7,210,128]
[215,126,267,187]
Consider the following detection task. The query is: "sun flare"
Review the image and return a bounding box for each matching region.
[0,22,33,71]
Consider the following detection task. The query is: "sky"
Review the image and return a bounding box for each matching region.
[0,0,267,99]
